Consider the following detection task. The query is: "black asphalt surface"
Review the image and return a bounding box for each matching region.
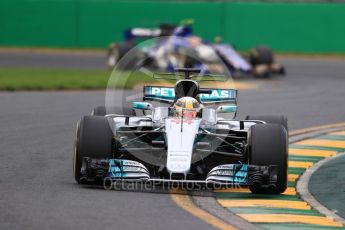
[1,51,345,229]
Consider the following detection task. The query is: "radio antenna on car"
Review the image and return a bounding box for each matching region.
[181,108,184,132]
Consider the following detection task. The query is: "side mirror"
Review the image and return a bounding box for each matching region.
[153,107,169,122]
[202,108,217,125]
[216,105,238,113]
[133,102,153,110]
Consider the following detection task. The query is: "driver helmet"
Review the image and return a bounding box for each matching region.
[173,97,201,118]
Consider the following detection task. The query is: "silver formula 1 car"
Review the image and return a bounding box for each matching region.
[73,68,288,194]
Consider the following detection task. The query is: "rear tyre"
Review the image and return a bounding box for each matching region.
[92,106,136,116]
[249,46,274,78]
[249,46,274,66]
[73,116,113,184]
[248,124,288,194]
[245,115,288,133]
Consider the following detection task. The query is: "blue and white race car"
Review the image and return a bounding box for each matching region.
[107,24,285,78]
[73,68,288,194]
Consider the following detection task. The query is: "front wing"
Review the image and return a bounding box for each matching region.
[80,158,277,188]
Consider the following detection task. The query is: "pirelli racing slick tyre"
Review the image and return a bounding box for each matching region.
[92,105,136,116]
[73,116,113,184]
[249,46,274,66]
[248,124,288,194]
[245,115,288,133]
[249,46,274,78]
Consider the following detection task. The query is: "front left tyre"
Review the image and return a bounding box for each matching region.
[73,116,113,184]
[248,123,288,194]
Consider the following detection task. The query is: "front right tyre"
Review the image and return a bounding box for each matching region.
[73,116,113,184]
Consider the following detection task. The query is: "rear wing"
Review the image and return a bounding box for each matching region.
[124,28,161,41]
[143,86,237,104]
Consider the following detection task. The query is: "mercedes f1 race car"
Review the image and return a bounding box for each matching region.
[73,68,288,194]
[107,23,285,78]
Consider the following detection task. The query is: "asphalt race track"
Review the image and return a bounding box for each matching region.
[1,52,345,229]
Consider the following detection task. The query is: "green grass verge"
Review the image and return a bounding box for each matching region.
[0,68,153,91]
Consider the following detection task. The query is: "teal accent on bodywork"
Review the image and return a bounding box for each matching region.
[232,164,247,184]
[133,102,151,110]
[144,86,237,103]
[108,159,126,178]
[219,164,248,184]
[144,86,175,100]
[217,105,238,113]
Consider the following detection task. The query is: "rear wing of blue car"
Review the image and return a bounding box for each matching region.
[143,86,237,104]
